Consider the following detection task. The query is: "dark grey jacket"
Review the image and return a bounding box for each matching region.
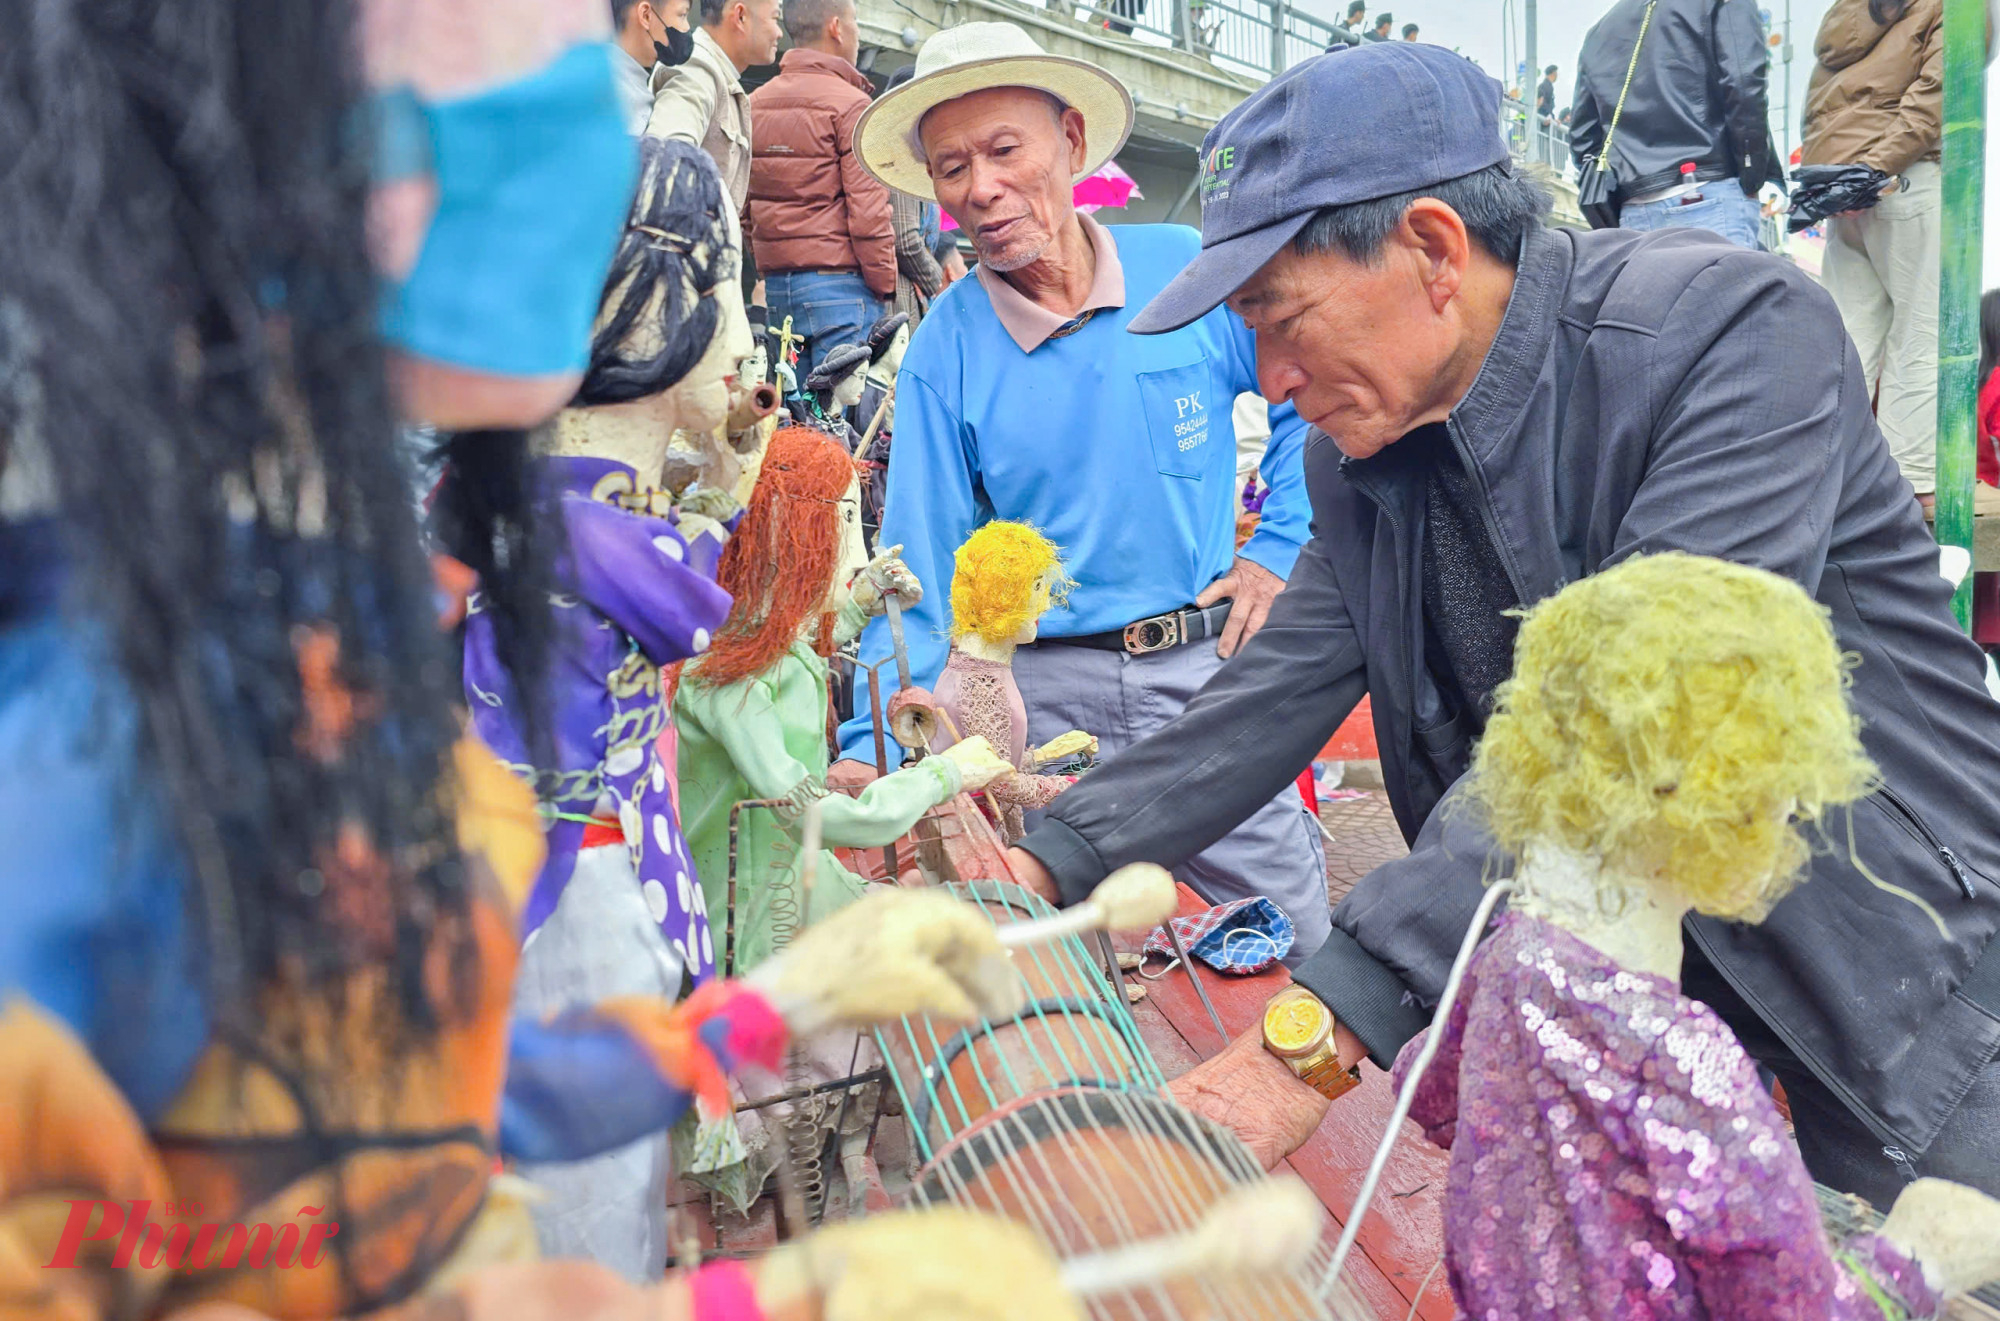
[1021,224,2000,1156]
[1569,0,1784,198]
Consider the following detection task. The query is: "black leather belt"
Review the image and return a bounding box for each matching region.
[1034,601,1233,655]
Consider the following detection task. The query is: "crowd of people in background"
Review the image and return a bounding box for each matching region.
[620,0,1973,535]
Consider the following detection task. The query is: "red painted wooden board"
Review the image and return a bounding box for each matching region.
[1320,696,1378,761]
[1126,885,1454,1321]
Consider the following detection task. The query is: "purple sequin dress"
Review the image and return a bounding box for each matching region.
[1393,911,1941,1321]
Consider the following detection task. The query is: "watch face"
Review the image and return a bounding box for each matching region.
[1263,993,1328,1055]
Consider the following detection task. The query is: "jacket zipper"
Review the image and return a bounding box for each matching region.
[1874,783,1980,900]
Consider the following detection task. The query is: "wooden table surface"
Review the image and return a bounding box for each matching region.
[1122,883,1455,1321]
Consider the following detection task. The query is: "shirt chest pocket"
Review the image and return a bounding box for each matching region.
[1135,356,1216,480]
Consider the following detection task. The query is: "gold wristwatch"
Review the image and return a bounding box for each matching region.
[1261,987,1362,1101]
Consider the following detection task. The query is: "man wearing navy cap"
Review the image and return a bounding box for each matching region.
[1013,42,2000,1202]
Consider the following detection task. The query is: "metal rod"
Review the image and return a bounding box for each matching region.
[740,1067,888,1113]
[867,656,897,878]
[1163,915,1231,1050]
[1936,0,1985,629]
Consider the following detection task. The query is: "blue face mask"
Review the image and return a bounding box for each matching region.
[373,42,637,382]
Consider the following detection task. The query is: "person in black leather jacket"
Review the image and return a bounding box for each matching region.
[1569,0,1785,248]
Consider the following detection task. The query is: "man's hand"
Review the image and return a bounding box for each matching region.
[1167,1025,1330,1171]
[1196,556,1284,659]
[1005,845,1062,904]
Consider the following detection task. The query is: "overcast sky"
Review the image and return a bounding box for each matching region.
[1288,0,2000,281]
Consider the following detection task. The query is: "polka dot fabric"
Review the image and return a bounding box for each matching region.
[464,455,734,982]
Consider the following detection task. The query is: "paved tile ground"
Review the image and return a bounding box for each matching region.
[1319,789,1406,903]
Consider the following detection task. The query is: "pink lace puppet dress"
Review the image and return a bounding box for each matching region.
[1393,910,1941,1321]
[929,647,1074,841]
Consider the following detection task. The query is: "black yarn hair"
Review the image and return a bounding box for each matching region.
[573,137,740,407]
[426,427,559,764]
[0,0,474,1040]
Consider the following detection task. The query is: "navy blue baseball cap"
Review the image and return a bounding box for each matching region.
[1130,42,1507,335]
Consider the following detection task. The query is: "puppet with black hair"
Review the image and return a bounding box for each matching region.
[458,134,754,1277]
[848,311,911,545]
[0,4,1065,1318]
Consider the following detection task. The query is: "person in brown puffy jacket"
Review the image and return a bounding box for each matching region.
[749,0,896,380]
[1801,0,1944,497]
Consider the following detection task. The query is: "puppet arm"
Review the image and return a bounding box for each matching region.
[1626,1015,1938,1320]
[678,673,1006,847]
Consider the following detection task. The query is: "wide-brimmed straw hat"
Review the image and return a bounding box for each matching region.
[854,22,1134,202]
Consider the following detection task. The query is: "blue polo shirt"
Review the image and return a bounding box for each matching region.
[837,221,1310,763]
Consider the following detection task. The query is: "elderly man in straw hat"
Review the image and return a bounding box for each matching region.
[829,22,1330,957]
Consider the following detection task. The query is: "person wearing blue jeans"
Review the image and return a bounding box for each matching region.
[1618,182,1765,250]
[765,269,883,382]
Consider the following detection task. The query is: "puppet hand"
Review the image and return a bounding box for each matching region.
[754,1208,1083,1321]
[852,545,922,616]
[1196,556,1284,659]
[1879,1178,2000,1296]
[746,890,1024,1034]
[1167,1025,1330,1171]
[1032,730,1098,765]
[939,735,1014,792]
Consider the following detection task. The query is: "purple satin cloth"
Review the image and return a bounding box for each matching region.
[465,456,732,981]
[1394,910,1939,1321]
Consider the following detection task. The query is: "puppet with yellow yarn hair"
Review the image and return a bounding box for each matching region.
[923,521,1097,842]
[1390,552,2000,1321]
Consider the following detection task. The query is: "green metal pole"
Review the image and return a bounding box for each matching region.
[1935,0,1984,630]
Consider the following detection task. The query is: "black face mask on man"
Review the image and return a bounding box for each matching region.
[654,24,695,66]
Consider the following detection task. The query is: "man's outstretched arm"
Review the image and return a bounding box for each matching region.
[1014,529,1365,902]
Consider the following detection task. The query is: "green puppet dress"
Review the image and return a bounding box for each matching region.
[674,596,962,977]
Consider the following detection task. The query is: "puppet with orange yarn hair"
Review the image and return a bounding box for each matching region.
[672,427,1013,977]
[912,521,1097,842]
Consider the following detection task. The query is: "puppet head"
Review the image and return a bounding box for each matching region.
[1466,553,1875,922]
[5,0,504,1044]
[950,522,1070,649]
[866,312,913,383]
[694,427,861,687]
[367,0,635,430]
[545,140,752,488]
[571,139,750,429]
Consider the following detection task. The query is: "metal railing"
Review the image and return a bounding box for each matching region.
[1028,0,1576,179]
[1049,0,1344,80]
[1501,94,1571,176]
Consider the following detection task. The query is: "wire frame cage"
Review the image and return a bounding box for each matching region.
[875,880,1369,1320]
[875,879,1164,1163]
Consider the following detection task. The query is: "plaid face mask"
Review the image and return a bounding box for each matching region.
[1142,895,1294,975]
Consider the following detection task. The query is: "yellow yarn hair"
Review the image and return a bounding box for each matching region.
[950,522,1070,646]
[1466,552,1877,922]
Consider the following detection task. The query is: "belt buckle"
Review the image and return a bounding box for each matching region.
[1123,613,1181,655]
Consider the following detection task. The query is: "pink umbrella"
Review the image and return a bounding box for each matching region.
[939,161,1143,231]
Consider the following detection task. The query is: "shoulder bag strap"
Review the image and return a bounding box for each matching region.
[1598,0,1660,166]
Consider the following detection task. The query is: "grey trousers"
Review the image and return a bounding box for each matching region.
[1013,637,1330,962]
[511,845,684,1282]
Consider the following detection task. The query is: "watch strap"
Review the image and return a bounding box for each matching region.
[1289,1044,1362,1101]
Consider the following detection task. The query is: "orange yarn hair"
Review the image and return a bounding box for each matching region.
[690,427,860,689]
